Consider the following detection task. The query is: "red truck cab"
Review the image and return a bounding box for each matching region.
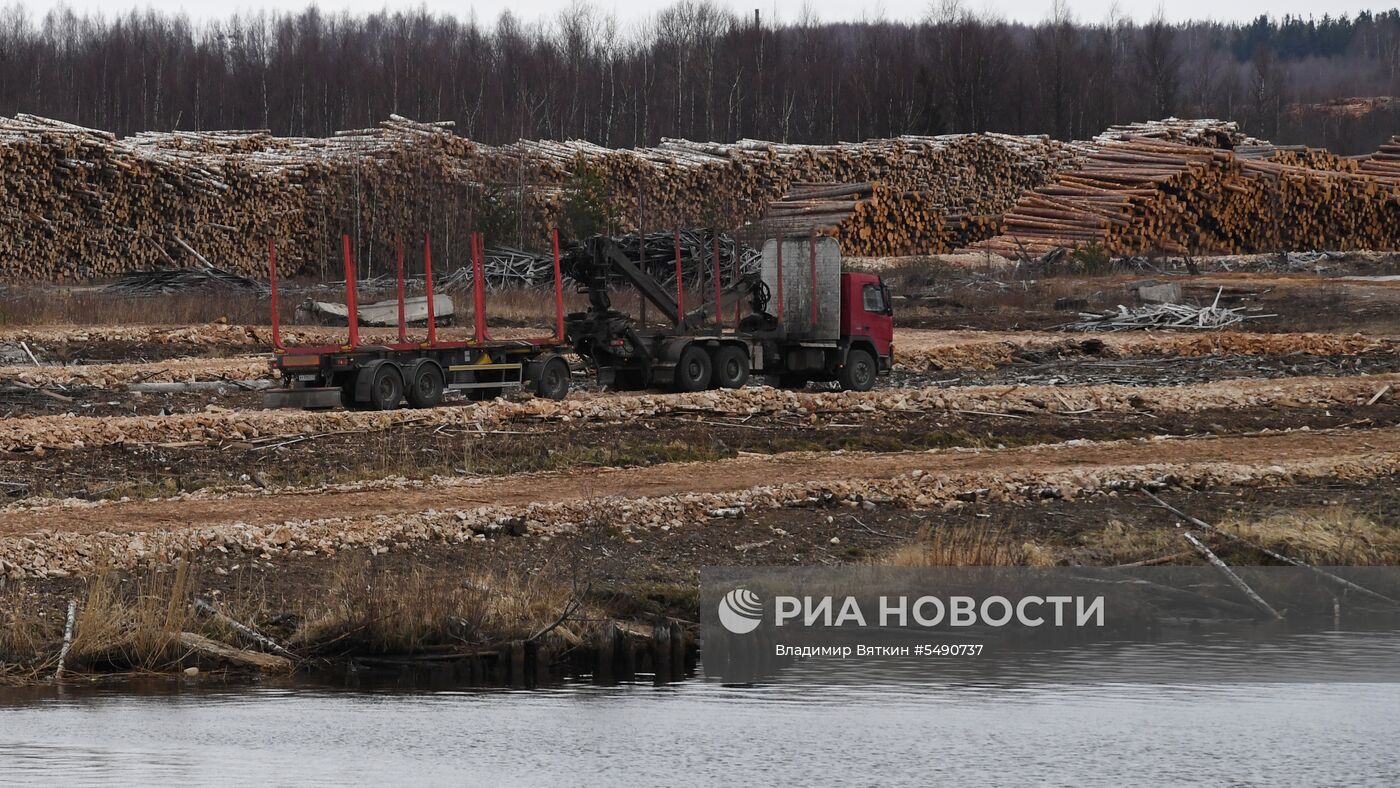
[839,271,895,371]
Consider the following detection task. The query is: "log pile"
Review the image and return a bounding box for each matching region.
[968,138,1400,259]
[753,134,1082,256]
[2,112,1385,282]
[1360,136,1400,180]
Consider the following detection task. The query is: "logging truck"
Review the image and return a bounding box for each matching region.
[263,231,893,410]
[563,234,894,392]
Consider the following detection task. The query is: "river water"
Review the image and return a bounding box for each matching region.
[1,666,1396,786]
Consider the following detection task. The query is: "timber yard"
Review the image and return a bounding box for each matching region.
[1,113,1399,684]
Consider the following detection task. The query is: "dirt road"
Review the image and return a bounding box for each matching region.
[5,426,1397,539]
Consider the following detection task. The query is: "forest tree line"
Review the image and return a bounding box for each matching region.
[0,2,1397,153]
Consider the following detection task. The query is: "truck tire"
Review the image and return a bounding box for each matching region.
[838,348,877,392]
[534,355,571,400]
[367,363,404,410]
[674,344,712,392]
[405,362,444,409]
[711,345,750,389]
[339,374,359,409]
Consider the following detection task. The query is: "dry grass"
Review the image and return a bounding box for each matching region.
[292,559,579,654]
[0,562,198,680]
[0,289,277,327]
[1072,518,1181,565]
[1220,506,1400,565]
[0,556,589,680]
[878,525,1057,567]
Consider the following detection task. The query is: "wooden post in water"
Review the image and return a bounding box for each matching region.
[652,623,672,683]
[669,621,686,678]
[595,622,617,684]
[510,639,527,687]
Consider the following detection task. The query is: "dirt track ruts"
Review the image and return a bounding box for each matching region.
[2,427,1398,578]
[2,371,1396,452]
[4,426,1398,536]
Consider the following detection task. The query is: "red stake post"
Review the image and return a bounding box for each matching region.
[395,238,407,344]
[733,237,740,327]
[775,238,784,326]
[341,234,359,349]
[423,234,438,347]
[471,232,488,343]
[673,228,684,324]
[267,239,282,351]
[809,230,819,331]
[551,228,566,342]
[712,231,722,327]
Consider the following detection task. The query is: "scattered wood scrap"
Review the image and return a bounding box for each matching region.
[1067,290,1275,331]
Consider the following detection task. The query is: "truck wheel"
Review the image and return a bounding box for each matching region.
[838,348,877,392]
[337,372,365,410]
[711,346,750,389]
[367,364,404,410]
[534,356,570,400]
[674,344,712,392]
[405,363,444,409]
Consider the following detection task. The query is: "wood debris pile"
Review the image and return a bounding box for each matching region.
[1066,294,1275,332]
[103,266,267,296]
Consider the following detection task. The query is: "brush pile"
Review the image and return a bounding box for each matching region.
[1066,291,1275,331]
[103,266,267,296]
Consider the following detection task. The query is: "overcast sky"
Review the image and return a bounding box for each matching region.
[19,0,1397,26]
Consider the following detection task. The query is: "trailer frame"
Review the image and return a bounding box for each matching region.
[264,229,572,411]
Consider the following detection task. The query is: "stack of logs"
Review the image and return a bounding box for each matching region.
[967,138,1400,258]
[753,134,1082,256]
[1,113,1391,281]
[1360,136,1400,180]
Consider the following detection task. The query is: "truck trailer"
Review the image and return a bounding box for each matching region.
[264,233,572,411]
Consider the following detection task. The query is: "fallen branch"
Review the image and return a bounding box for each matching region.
[193,597,296,658]
[175,631,294,672]
[53,599,77,680]
[1181,531,1284,620]
[1145,491,1399,605]
[528,582,591,643]
[19,341,41,367]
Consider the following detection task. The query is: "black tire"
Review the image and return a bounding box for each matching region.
[770,373,808,390]
[673,344,712,392]
[338,373,361,410]
[711,345,750,389]
[405,363,444,409]
[610,368,650,391]
[837,348,877,392]
[534,355,571,400]
[367,364,404,410]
